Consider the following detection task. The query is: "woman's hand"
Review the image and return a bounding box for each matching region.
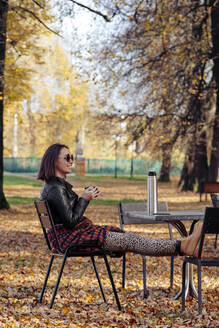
[81,186,101,201]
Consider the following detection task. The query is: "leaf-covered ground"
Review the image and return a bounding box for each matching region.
[0,177,218,327]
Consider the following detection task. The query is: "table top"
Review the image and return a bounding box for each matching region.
[124,209,205,224]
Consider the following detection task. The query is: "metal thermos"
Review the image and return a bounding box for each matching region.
[147,171,158,214]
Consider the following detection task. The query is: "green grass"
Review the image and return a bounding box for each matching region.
[3,176,42,187]
[6,196,143,206]
[3,174,147,205]
[69,175,147,182]
[116,176,147,181]
[6,196,38,205]
[3,174,147,187]
[90,198,146,205]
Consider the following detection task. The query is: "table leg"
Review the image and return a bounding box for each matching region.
[173,263,198,300]
[173,262,189,300]
[170,220,199,300]
[188,262,198,298]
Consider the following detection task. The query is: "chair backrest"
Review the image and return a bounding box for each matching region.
[34,200,63,253]
[197,207,219,258]
[118,201,168,229]
[211,194,219,208]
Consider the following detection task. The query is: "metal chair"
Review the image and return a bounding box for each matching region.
[211,194,219,248]
[34,200,122,310]
[182,207,219,315]
[118,201,174,298]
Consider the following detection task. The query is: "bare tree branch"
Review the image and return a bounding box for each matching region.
[68,0,112,22]
[10,6,62,37]
[31,0,44,9]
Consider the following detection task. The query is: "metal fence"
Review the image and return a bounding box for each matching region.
[3,157,182,176]
[4,157,42,173]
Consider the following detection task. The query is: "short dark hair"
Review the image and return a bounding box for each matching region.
[37,143,69,181]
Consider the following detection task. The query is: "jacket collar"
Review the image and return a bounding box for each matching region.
[48,176,73,190]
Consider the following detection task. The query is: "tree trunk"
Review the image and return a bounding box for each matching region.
[26,99,36,156]
[194,131,209,193]
[159,142,172,182]
[178,0,209,191]
[179,131,208,192]
[178,140,196,191]
[209,1,219,181]
[208,103,219,181]
[0,0,9,209]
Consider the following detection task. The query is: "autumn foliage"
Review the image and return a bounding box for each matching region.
[0,177,218,327]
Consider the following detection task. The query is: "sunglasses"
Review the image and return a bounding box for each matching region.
[63,154,74,162]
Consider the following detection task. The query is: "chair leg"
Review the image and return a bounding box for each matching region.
[142,256,147,299]
[214,234,218,249]
[39,255,54,303]
[91,256,107,303]
[103,255,121,311]
[197,263,202,315]
[168,223,174,288]
[170,256,174,288]
[49,254,67,309]
[182,261,186,311]
[122,254,126,289]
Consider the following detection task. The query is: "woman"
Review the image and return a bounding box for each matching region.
[38,143,202,257]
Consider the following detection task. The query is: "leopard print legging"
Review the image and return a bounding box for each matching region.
[103,231,179,256]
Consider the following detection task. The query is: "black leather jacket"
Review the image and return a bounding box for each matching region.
[40,177,89,229]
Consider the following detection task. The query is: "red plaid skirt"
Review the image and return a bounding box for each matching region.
[47,216,123,252]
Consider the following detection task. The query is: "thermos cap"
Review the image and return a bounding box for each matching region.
[148,171,156,176]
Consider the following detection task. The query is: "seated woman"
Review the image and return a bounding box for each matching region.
[38,143,202,257]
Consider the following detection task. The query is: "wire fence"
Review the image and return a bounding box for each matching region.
[3,157,183,176]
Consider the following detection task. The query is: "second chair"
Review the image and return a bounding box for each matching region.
[181,207,219,315]
[211,194,219,249]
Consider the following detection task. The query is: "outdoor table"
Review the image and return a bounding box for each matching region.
[124,209,205,300]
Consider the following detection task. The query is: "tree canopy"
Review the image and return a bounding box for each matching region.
[69,0,219,187]
[0,0,219,208]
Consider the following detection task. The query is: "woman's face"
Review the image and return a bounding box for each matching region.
[55,147,73,178]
